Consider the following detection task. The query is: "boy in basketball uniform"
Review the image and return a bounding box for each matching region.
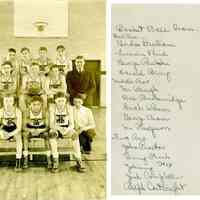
[0,95,23,171]
[36,47,52,76]
[19,47,33,76]
[20,62,46,111]
[3,48,19,74]
[48,92,85,173]
[0,61,18,98]
[55,45,72,75]
[22,95,50,169]
[45,65,67,104]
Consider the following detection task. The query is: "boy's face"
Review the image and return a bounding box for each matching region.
[39,50,47,58]
[52,67,59,76]
[21,50,30,59]
[2,64,12,74]
[30,101,42,113]
[73,98,83,108]
[4,96,14,108]
[30,64,39,75]
[8,52,16,60]
[55,97,67,108]
[57,48,65,56]
[75,58,85,72]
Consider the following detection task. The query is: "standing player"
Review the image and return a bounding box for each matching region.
[55,45,72,75]
[19,47,33,76]
[36,47,52,76]
[45,65,67,104]
[0,61,18,98]
[3,48,19,74]
[20,62,46,111]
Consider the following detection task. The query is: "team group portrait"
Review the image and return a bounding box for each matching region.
[0,0,106,200]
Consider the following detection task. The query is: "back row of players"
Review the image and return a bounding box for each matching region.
[0,46,96,173]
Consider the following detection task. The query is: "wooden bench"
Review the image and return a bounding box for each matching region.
[0,137,75,161]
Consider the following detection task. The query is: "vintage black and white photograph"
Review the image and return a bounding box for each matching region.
[0,0,106,199]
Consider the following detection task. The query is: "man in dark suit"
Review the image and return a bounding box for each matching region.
[66,56,96,106]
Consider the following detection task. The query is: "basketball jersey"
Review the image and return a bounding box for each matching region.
[55,106,69,127]
[49,77,62,89]
[28,109,45,127]
[0,72,16,93]
[1,108,17,127]
[55,55,72,73]
[37,57,51,73]
[20,58,32,74]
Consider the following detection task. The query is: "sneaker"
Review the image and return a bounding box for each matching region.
[84,151,91,155]
[80,146,84,154]
[15,159,22,172]
[76,160,86,173]
[47,156,52,169]
[51,158,59,173]
[23,156,28,169]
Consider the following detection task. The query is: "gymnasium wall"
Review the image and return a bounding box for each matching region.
[0,0,106,106]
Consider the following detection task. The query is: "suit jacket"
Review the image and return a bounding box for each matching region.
[66,69,96,97]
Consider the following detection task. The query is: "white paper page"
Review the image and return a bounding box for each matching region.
[111,4,200,195]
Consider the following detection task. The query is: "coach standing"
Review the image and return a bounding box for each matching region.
[66,56,96,106]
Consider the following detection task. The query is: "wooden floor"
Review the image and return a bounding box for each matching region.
[0,108,106,200]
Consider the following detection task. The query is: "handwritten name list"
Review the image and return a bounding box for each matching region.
[112,5,200,195]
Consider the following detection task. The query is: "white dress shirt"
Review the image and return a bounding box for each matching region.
[73,106,95,131]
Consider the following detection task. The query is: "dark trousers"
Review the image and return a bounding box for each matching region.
[79,129,96,151]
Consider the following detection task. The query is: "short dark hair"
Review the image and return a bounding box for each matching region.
[31,62,39,67]
[30,95,43,103]
[8,48,16,53]
[20,47,30,53]
[39,46,48,52]
[73,94,84,101]
[56,45,65,51]
[54,92,66,100]
[75,55,85,60]
[1,61,13,68]
[50,64,59,70]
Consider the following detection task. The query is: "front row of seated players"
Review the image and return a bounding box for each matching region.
[0,92,96,173]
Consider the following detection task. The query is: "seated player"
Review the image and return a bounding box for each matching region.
[19,47,33,76]
[49,92,85,173]
[36,46,52,76]
[0,95,23,171]
[55,45,72,75]
[22,95,50,169]
[73,95,96,154]
[45,65,67,104]
[0,61,18,97]
[20,62,46,111]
